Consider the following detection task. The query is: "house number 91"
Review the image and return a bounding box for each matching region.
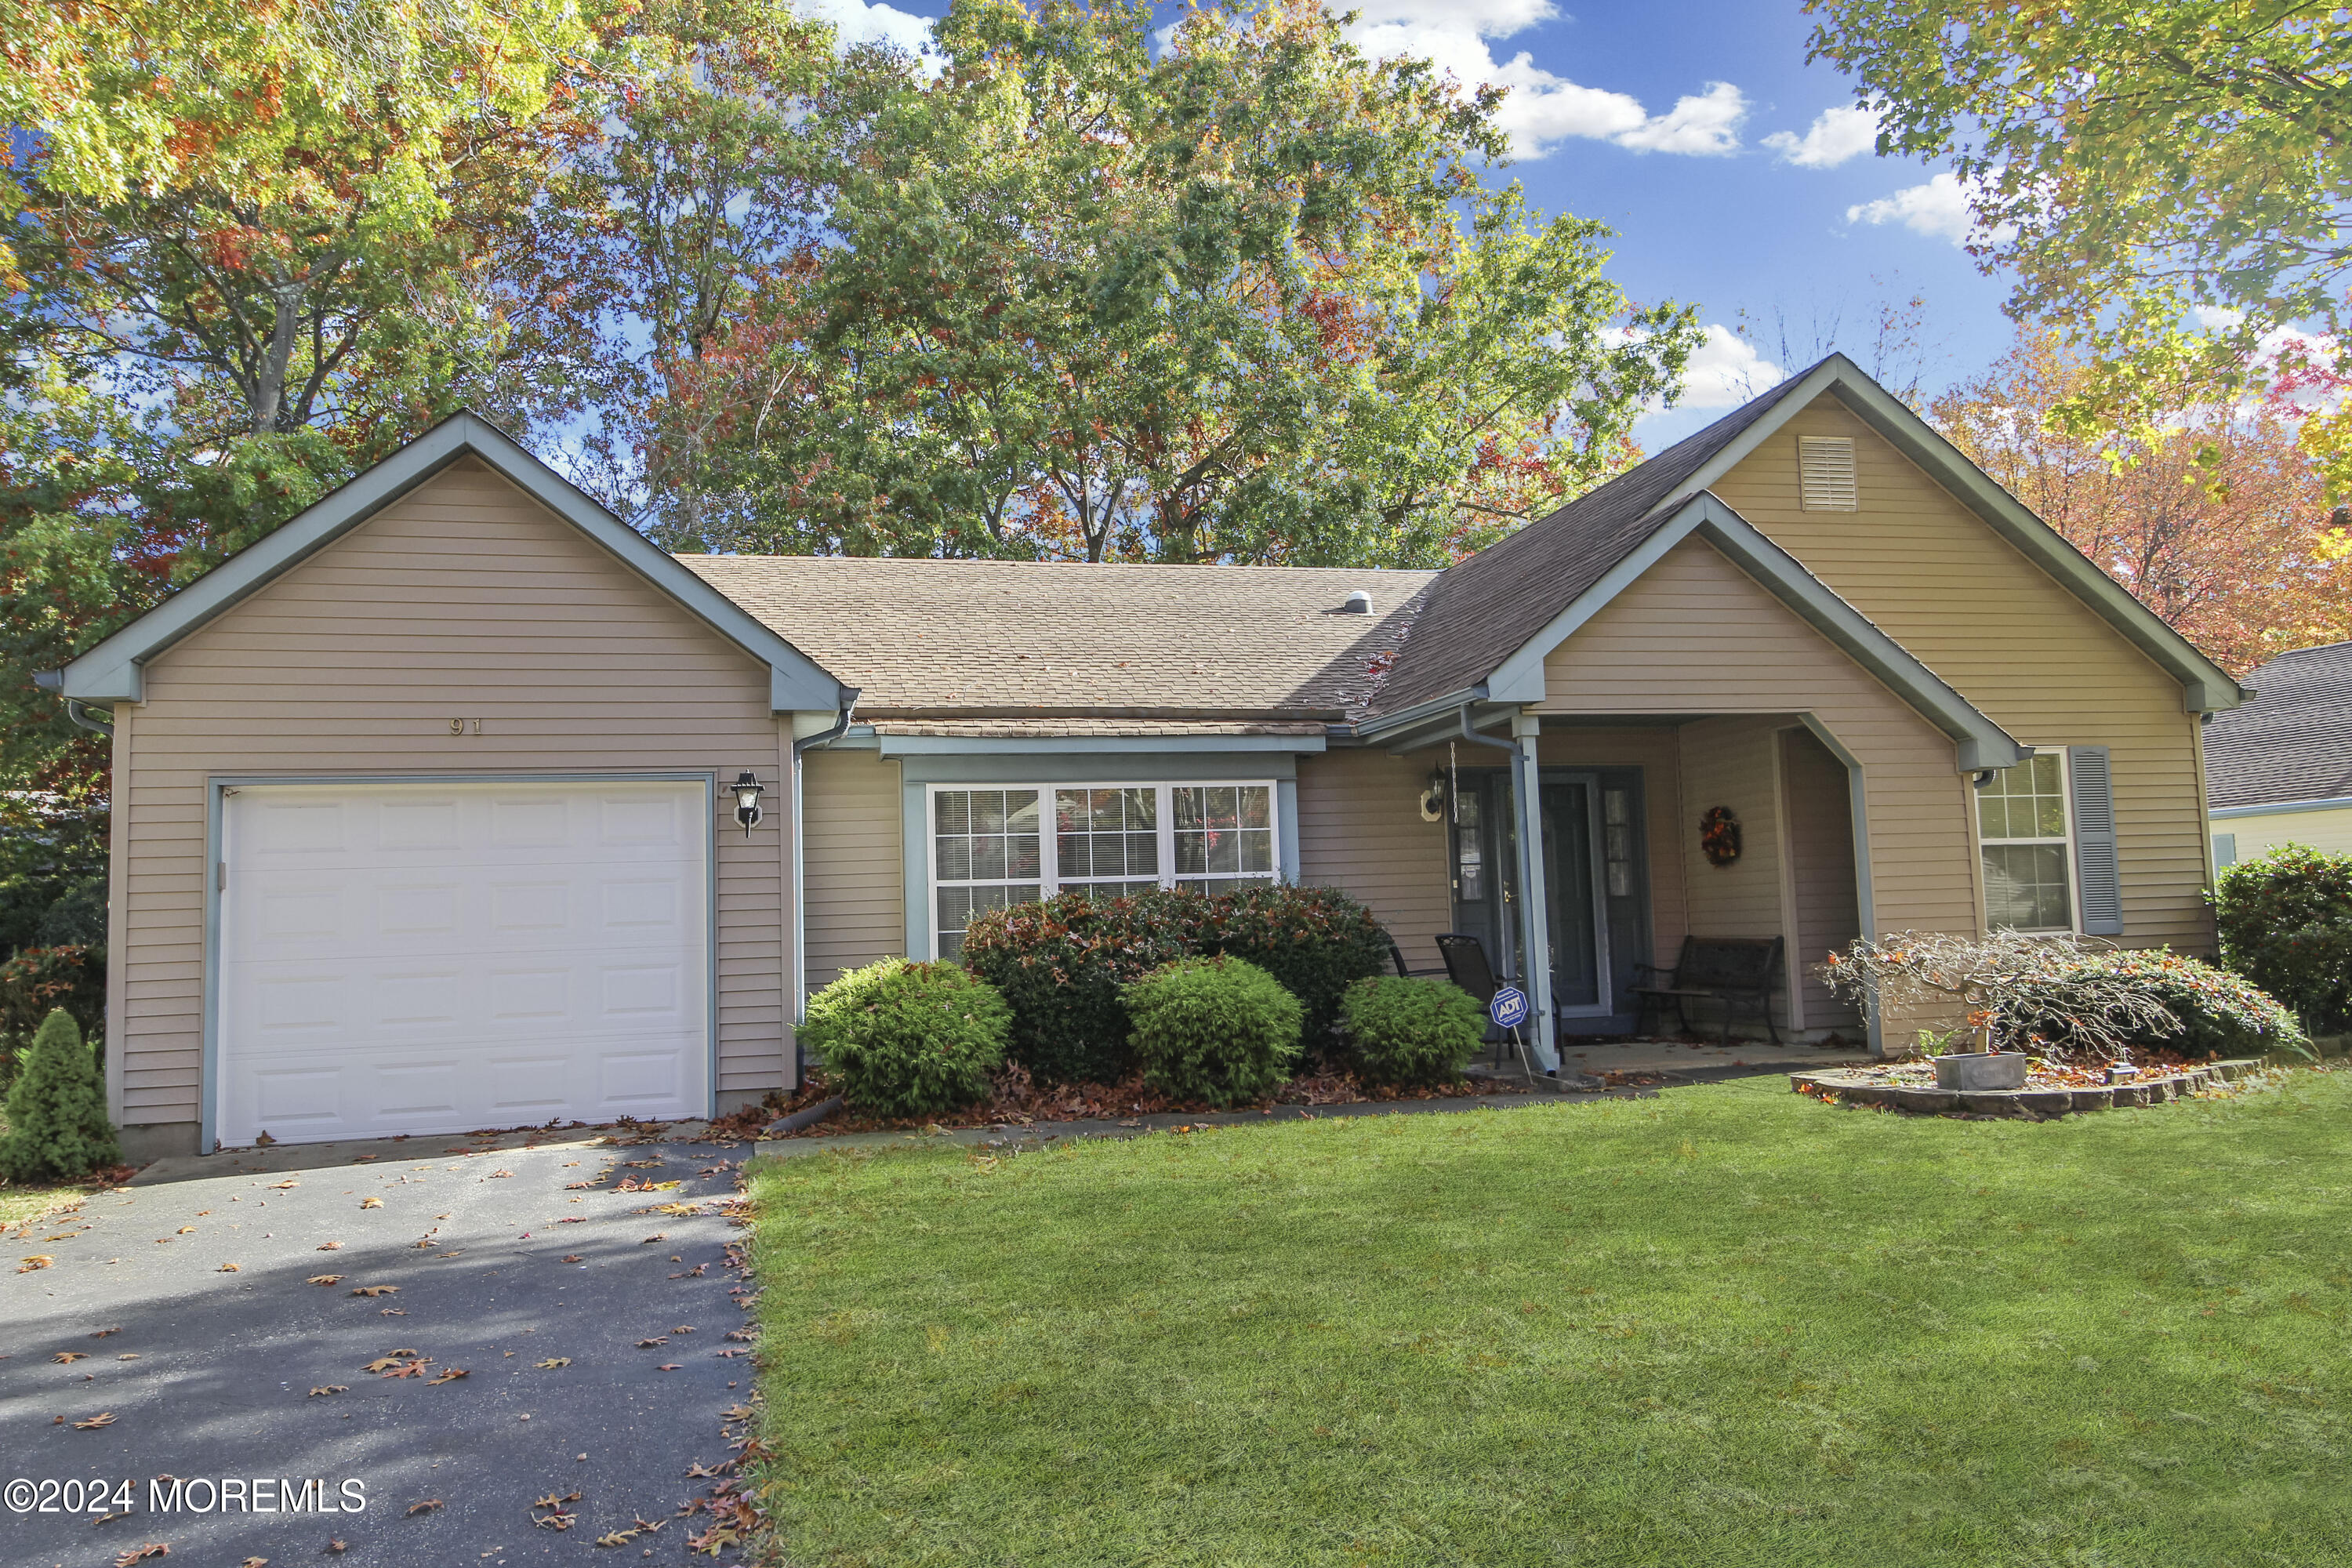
[449,718,482,735]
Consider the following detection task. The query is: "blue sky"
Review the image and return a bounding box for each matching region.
[802,0,2021,445]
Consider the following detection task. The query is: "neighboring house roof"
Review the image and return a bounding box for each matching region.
[2204,641,2352,810]
[49,413,845,714]
[677,555,1434,722]
[1367,353,2242,717]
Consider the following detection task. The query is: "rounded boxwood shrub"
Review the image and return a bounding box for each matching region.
[0,1007,120,1184]
[1191,884,1392,1054]
[2213,844,2352,1032]
[1123,956,1303,1108]
[1997,948,2310,1061]
[800,959,1011,1116]
[1341,975,1486,1087]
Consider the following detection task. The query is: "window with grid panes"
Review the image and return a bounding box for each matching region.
[1977,753,2073,931]
[930,782,1278,956]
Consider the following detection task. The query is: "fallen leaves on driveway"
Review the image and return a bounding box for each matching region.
[425,1367,468,1384]
[307,1274,343,1287]
[364,1351,423,1374]
[268,1179,298,1190]
[349,1284,397,1297]
[535,1358,571,1369]
[405,1499,441,1516]
[20,1255,53,1272]
[360,1198,383,1209]
[655,1363,681,1371]
[216,1263,239,1273]
[561,1254,583,1262]
[325,1540,346,1554]
[113,1544,169,1566]
[316,1241,342,1251]
[669,1263,708,1278]
[74,1412,117,1430]
[595,1528,637,1547]
[533,1492,583,1509]
[636,1337,667,1348]
[640,1233,667,1244]
[53,1350,88,1363]
[308,1386,347,1398]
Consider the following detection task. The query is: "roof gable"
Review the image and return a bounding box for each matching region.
[1375,354,2242,717]
[54,414,844,713]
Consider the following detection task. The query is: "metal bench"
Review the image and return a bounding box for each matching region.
[1632,935,1785,1045]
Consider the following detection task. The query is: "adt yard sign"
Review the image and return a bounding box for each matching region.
[1488,986,1530,1030]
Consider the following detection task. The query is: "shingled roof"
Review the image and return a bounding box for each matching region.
[1365,366,1820,713]
[2203,641,2352,809]
[676,555,1435,721]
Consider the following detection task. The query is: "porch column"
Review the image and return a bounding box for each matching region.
[1511,711,1559,1071]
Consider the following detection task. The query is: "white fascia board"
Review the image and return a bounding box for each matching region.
[59,412,844,713]
[1482,493,2024,774]
[1655,355,2243,714]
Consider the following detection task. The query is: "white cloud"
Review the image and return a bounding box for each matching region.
[1675,324,1783,408]
[793,0,935,56]
[1341,2,1746,160]
[1845,170,1996,245]
[1762,104,1879,169]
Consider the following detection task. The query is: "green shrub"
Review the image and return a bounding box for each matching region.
[1189,884,1391,1054]
[960,884,1392,1083]
[1997,948,2310,1062]
[800,960,1011,1116]
[0,1007,120,1183]
[2213,844,2352,1032]
[959,890,1199,1083]
[1341,976,1486,1087]
[1123,956,1303,1108]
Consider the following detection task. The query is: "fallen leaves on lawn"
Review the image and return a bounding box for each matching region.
[74,1412,117,1429]
[307,1274,343,1286]
[425,1367,467,1384]
[53,1350,88,1363]
[308,1386,347,1398]
[349,1285,397,1297]
[20,1255,53,1272]
[113,1544,168,1566]
[535,1357,572,1369]
[359,1198,383,1209]
[405,1499,441,1516]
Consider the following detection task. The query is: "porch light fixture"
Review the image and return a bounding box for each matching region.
[732,771,767,835]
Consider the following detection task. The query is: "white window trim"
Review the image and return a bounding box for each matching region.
[925,779,1282,958]
[1976,746,2082,935]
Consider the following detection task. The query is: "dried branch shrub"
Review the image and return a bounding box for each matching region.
[1817,931,2177,1062]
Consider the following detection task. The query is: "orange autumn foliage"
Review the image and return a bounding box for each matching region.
[1933,332,2352,675]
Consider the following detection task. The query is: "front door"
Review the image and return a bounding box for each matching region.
[1540,779,1604,1012]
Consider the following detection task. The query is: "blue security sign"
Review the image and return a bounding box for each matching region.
[1487,985,1530,1030]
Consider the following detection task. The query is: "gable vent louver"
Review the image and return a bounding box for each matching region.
[1798,436,1858,511]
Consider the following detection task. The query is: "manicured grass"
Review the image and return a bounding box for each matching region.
[750,1073,2352,1566]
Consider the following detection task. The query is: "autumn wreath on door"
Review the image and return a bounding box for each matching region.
[1699,806,1741,867]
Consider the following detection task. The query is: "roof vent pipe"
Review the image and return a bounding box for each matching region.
[1341,590,1373,614]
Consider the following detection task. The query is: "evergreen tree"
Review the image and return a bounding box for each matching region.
[0,1007,120,1183]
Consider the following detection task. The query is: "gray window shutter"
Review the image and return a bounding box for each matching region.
[2068,745,2122,935]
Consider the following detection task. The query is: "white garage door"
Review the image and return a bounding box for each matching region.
[218,779,711,1146]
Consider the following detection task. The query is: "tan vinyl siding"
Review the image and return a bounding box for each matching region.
[803,749,906,991]
[1534,727,1686,965]
[2213,804,2352,860]
[1779,724,1863,1029]
[1711,397,2214,952]
[115,458,795,1127]
[1537,537,1977,1044]
[1294,749,1451,964]
[1677,717,1793,1029]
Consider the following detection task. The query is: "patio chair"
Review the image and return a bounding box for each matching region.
[1385,938,1450,980]
[1434,932,1534,1076]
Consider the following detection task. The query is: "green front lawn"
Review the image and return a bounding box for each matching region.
[750,1073,2352,1566]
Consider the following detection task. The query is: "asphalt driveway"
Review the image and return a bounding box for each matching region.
[3,1126,757,1566]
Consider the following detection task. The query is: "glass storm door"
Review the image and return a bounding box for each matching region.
[1540,779,1606,1012]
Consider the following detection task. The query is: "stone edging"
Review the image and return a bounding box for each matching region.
[1789,1058,2265,1118]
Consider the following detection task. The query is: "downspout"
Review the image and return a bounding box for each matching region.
[1458,702,1559,1073]
[34,671,114,739]
[787,688,860,1076]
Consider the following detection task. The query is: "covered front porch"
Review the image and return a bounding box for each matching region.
[1374,712,1872,1062]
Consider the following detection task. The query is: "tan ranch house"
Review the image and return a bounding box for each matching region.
[45,356,2241,1160]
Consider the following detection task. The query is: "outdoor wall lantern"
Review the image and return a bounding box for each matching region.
[732,771,767,835]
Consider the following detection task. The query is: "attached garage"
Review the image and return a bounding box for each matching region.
[216,779,712,1145]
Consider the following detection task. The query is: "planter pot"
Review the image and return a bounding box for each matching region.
[1933,1051,2030,1091]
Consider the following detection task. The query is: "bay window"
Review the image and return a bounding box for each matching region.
[931,780,1279,955]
